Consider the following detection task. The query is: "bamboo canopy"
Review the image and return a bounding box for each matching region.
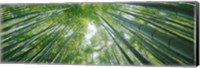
[0,2,196,65]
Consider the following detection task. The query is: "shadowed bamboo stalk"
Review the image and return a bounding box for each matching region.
[51,25,82,63]
[102,23,134,64]
[99,14,151,64]
[119,9,193,42]
[126,3,194,19]
[108,12,194,61]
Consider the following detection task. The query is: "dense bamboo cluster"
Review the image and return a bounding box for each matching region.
[0,2,195,65]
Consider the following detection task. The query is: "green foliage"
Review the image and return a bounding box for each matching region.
[0,2,195,65]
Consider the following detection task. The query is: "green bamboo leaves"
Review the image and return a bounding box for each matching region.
[0,3,195,65]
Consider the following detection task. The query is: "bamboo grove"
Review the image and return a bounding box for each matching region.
[0,2,196,65]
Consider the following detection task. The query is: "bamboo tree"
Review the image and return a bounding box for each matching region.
[2,23,59,60]
[1,3,195,65]
[36,19,76,62]
[118,9,193,42]
[1,12,58,44]
[103,26,134,64]
[51,25,82,63]
[8,23,61,62]
[99,14,151,64]
[127,3,194,19]
[108,12,194,60]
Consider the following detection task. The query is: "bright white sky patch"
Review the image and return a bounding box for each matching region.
[82,21,97,46]
[124,32,131,40]
[64,29,74,37]
[85,22,97,40]
[108,41,112,46]
[91,52,99,64]
[67,30,74,36]
[92,52,99,59]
